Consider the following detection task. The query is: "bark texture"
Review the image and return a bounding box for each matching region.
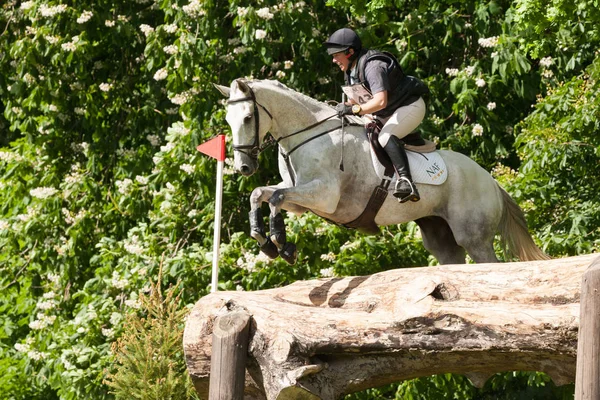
[184,254,599,400]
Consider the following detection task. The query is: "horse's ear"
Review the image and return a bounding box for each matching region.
[212,83,230,98]
[235,79,251,95]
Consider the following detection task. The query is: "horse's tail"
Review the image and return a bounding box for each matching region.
[498,185,550,261]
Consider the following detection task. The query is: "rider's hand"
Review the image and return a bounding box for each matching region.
[335,103,353,118]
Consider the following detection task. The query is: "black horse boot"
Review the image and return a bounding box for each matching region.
[383,136,420,203]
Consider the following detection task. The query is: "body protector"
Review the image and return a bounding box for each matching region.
[344,49,429,118]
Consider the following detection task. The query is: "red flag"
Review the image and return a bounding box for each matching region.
[197,135,226,161]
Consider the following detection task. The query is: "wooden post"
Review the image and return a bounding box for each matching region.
[575,256,600,400]
[208,310,251,400]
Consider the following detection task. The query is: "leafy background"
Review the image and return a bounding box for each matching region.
[1,0,599,398]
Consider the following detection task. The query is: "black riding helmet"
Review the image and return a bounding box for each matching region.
[324,28,362,56]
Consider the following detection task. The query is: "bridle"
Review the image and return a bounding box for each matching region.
[227,85,339,162]
[226,87,274,159]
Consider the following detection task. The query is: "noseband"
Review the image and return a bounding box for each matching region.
[227,87,274,159]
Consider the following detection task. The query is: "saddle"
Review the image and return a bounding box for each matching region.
[365,119,437,178]
[343,119,437,234]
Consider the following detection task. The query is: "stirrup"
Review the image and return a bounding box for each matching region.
[393,177,420,204]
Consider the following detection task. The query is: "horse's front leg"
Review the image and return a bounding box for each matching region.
[248,183,308,261]
[268,179,341,265]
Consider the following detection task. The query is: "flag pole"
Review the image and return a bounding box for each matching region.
[211,156,224,293]
[197,134,226,293]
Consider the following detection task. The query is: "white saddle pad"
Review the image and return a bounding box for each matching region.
[370,147,448,185]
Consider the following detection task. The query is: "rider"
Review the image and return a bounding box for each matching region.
[324,27,429,203]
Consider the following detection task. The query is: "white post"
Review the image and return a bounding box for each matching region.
[211,159,224,293]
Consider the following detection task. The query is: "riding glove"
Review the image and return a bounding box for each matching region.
[335,103,353,117]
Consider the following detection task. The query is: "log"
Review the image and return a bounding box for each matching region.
[575,256,600,399]
[209,310,251,400]
[184,254,599,400]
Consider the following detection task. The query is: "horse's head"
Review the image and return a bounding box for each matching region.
[214,79,273,177]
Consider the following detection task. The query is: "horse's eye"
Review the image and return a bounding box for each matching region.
[243,115,252,123]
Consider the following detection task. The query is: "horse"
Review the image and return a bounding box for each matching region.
[213,78,549,265]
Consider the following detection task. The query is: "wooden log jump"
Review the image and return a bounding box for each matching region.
[184,254,599,400]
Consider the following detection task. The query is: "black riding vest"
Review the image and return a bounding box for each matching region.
[344,49,429,118]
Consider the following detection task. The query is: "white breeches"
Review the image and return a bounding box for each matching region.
[377,97,426,147]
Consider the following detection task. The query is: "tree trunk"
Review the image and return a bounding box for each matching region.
[184,254,598,400]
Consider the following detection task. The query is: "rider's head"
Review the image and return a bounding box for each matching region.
[324,28,362,71]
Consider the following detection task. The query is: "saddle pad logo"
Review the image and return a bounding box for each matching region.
[370,149,448,185]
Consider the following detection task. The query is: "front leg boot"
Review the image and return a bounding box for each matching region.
[269,213,287,247]
[249,209,279,259]
[260,238,280,259]
[279,242,297,265]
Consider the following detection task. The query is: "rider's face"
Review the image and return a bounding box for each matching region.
[331,49,353,72]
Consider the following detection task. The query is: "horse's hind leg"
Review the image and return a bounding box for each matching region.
[415,216,466,265]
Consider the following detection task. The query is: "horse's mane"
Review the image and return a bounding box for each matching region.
[246,79,331,114]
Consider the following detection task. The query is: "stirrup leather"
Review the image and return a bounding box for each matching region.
[393,177,420,203]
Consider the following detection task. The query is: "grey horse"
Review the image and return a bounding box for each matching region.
[214,78,548,265]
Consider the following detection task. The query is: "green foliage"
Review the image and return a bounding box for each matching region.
[1,0,599,398]
[105,277,197,400]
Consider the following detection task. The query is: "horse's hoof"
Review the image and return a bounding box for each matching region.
[279,243,297,265]
[260,238,280,259]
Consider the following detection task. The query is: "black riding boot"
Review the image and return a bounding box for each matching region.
[383,136,420,203]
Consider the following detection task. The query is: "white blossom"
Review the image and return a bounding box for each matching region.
[30,187,58,199]
[39,4,68,17]
[77,11,93,24]
[153,68,168,81]
[37,300,57,311]
[256,7,274,19]
[124,235,144,255]
[284,60,294,69]
[105,20,116,27]
[179,164,195,174]
[61,41,77,52]
[125,299,141,309]
[111,273,129,290]
[146,134,161,146]
[27,350,47,360]
[255,29,267,40]
[101,328,115,338]
[319,267,335,277]
[115,178,133,195]
[47,273,60,285]
[140,24,154,37]
[99,82,113,92]
[542,69,554,78]
[169,92,191,105]
[275,70,286,79]
[320,252,336,262]
[478,36,499,48]
[340,241,360,251]
[44,35,60,44]
[163,45,178,55]
[182,0,205,17]
[472,124,484,136]
[237,7,249,17]
[487,102,496,110]
[163,24,178,33]
[540,56,554,68]
[445,68,459,77]
[135,175,149,185]
[20,1,34,10]
[464,65,475,76]
[14,343,30,353]
[475,78,486,87]
[74,107,86,115]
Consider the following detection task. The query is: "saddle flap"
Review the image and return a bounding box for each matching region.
[366,122,447,185]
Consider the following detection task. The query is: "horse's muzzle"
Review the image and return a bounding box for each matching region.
[239,164,255,176]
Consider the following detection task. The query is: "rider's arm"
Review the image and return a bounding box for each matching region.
[351,90,387,115]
